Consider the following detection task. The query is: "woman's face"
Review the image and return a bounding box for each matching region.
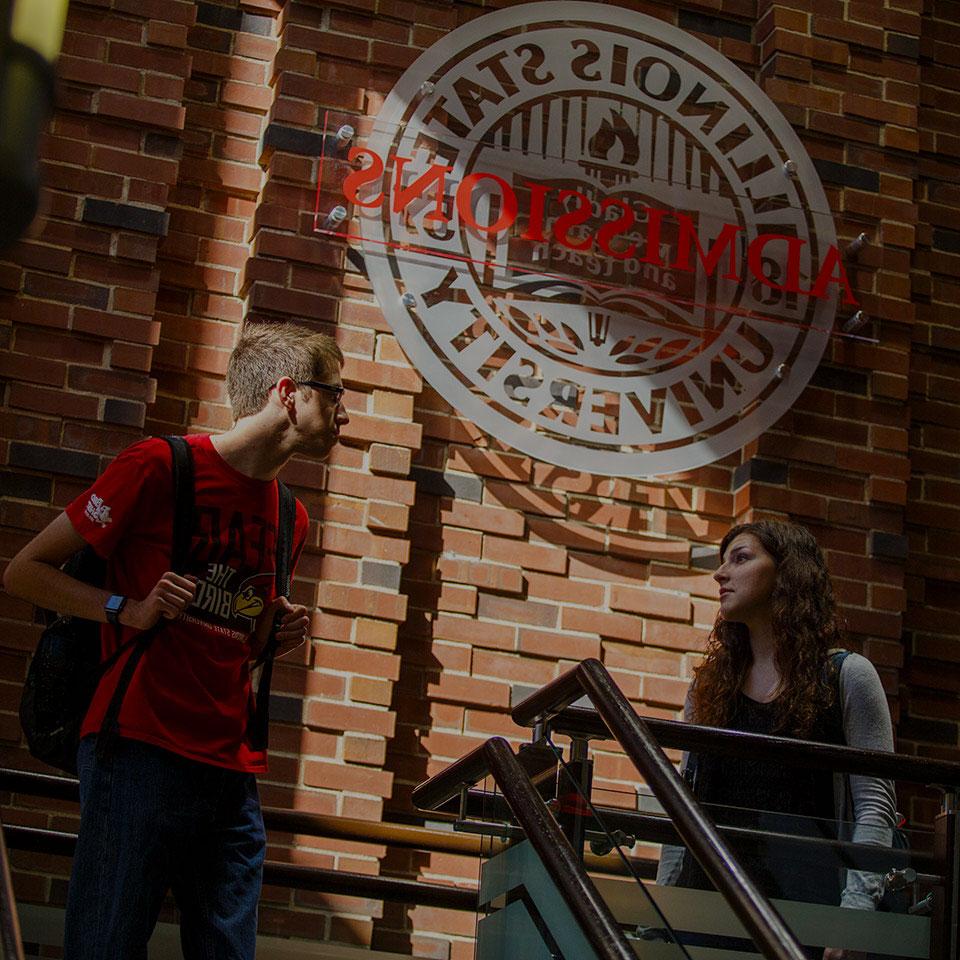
[714,533,777,623]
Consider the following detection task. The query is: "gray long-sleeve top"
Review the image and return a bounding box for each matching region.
[656,652,896,909]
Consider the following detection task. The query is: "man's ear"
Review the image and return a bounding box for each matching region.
[277,377,297,407]
[275,376,298,414]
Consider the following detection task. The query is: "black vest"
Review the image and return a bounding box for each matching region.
[676,655,847,904]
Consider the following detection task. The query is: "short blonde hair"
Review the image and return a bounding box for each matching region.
[227,322,344,419]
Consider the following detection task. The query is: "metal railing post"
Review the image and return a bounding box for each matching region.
[934,790,959,960]
[480,737,635,960]
[0,817,25,960]
[556,737,592,858]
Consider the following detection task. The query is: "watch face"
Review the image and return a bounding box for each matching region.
[106,595,125,614]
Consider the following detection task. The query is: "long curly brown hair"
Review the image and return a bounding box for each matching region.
[690,520,845,737]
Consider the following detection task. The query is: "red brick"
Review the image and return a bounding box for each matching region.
[761,28,849,65]
[146,19,189,48]
[304,700,395,738]
[642,675,690,709]
[342,356,422,394]
[93,145,180,185]
[349,675,393,707]
[285,23,370,61]
[475,593,557,629]
[61,29,107,59]
[180,156,262,194]
[482,535,567,575]
[116,234,160,263]
[0,352,65,387]
[321,526,409,565]
[561,606,640,643]
[763,76,842,112]
[112,0,195,24]
[432,613,515,651]
[222,80,274,112]
[519,628,600,662]
[110,342,153,372]
[436,582,477,614]
[326,735,382,771]
[365,500,409,532]
[58,54,141,93]
[67,353,150,393]
[525,571,603,607]
[317,583,407,623]
[248,281,336,321]
[144,71,186,101]
[368,444,412,476]
[439,499,524,536]
[643,621,708,653]
[97,91,186,130]
[187,101,263,138]
[814,16,884,49]
[44,166,123,205]
[568,551,650,585]
[327,468,416,506]
[13,328,103,364]
[609,585,691,621]
[426,672,509,708]
[436,556,523,594]
[234,32,276,61]
[472,649,557,687]
[845,92,917,127]
[485,479,566,519]
[445,447,532,483]
[303,759,393,796]
[113,288,161,319]
[7,383,99,419]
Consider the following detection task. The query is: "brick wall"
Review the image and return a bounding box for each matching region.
[901,0,960,828]
[0,0,957,956]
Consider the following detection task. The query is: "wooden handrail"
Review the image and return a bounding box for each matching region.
[0,767,479,855]
[515,697,960,787]
[2,824,476,911]
[0,766,645,875]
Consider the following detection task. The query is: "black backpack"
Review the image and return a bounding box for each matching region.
[18,436,295,773]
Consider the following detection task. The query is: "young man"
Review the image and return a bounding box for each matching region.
[4,322,349,959]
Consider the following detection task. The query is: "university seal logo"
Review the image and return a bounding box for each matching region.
[329,3,853,477]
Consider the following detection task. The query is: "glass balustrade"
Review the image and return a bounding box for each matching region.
[469,752,694,960]
[466,754,937,960]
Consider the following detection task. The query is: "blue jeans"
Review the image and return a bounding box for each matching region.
[64,737,265,960]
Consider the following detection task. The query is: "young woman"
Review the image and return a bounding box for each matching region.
[657,521,896,954]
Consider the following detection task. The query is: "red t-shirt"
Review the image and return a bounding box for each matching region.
[65,434,308,773]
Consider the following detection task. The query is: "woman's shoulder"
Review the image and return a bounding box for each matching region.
[835,650,885,697]
[836,649,877,674]
[834,651,894,748]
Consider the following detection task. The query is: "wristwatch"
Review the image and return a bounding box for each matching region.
[104,594,127,626]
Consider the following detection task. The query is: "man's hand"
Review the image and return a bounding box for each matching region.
[251,596,310,660]
[122,572,197,630]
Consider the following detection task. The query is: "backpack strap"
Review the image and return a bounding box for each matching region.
[275,481,295,597]
[820,648,851,751]
[248,480,296,751]
[828,648,851,671]
[97,436,194,760]
[166,435,195,574]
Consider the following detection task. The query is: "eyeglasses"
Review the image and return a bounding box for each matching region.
[298,380,345,405]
